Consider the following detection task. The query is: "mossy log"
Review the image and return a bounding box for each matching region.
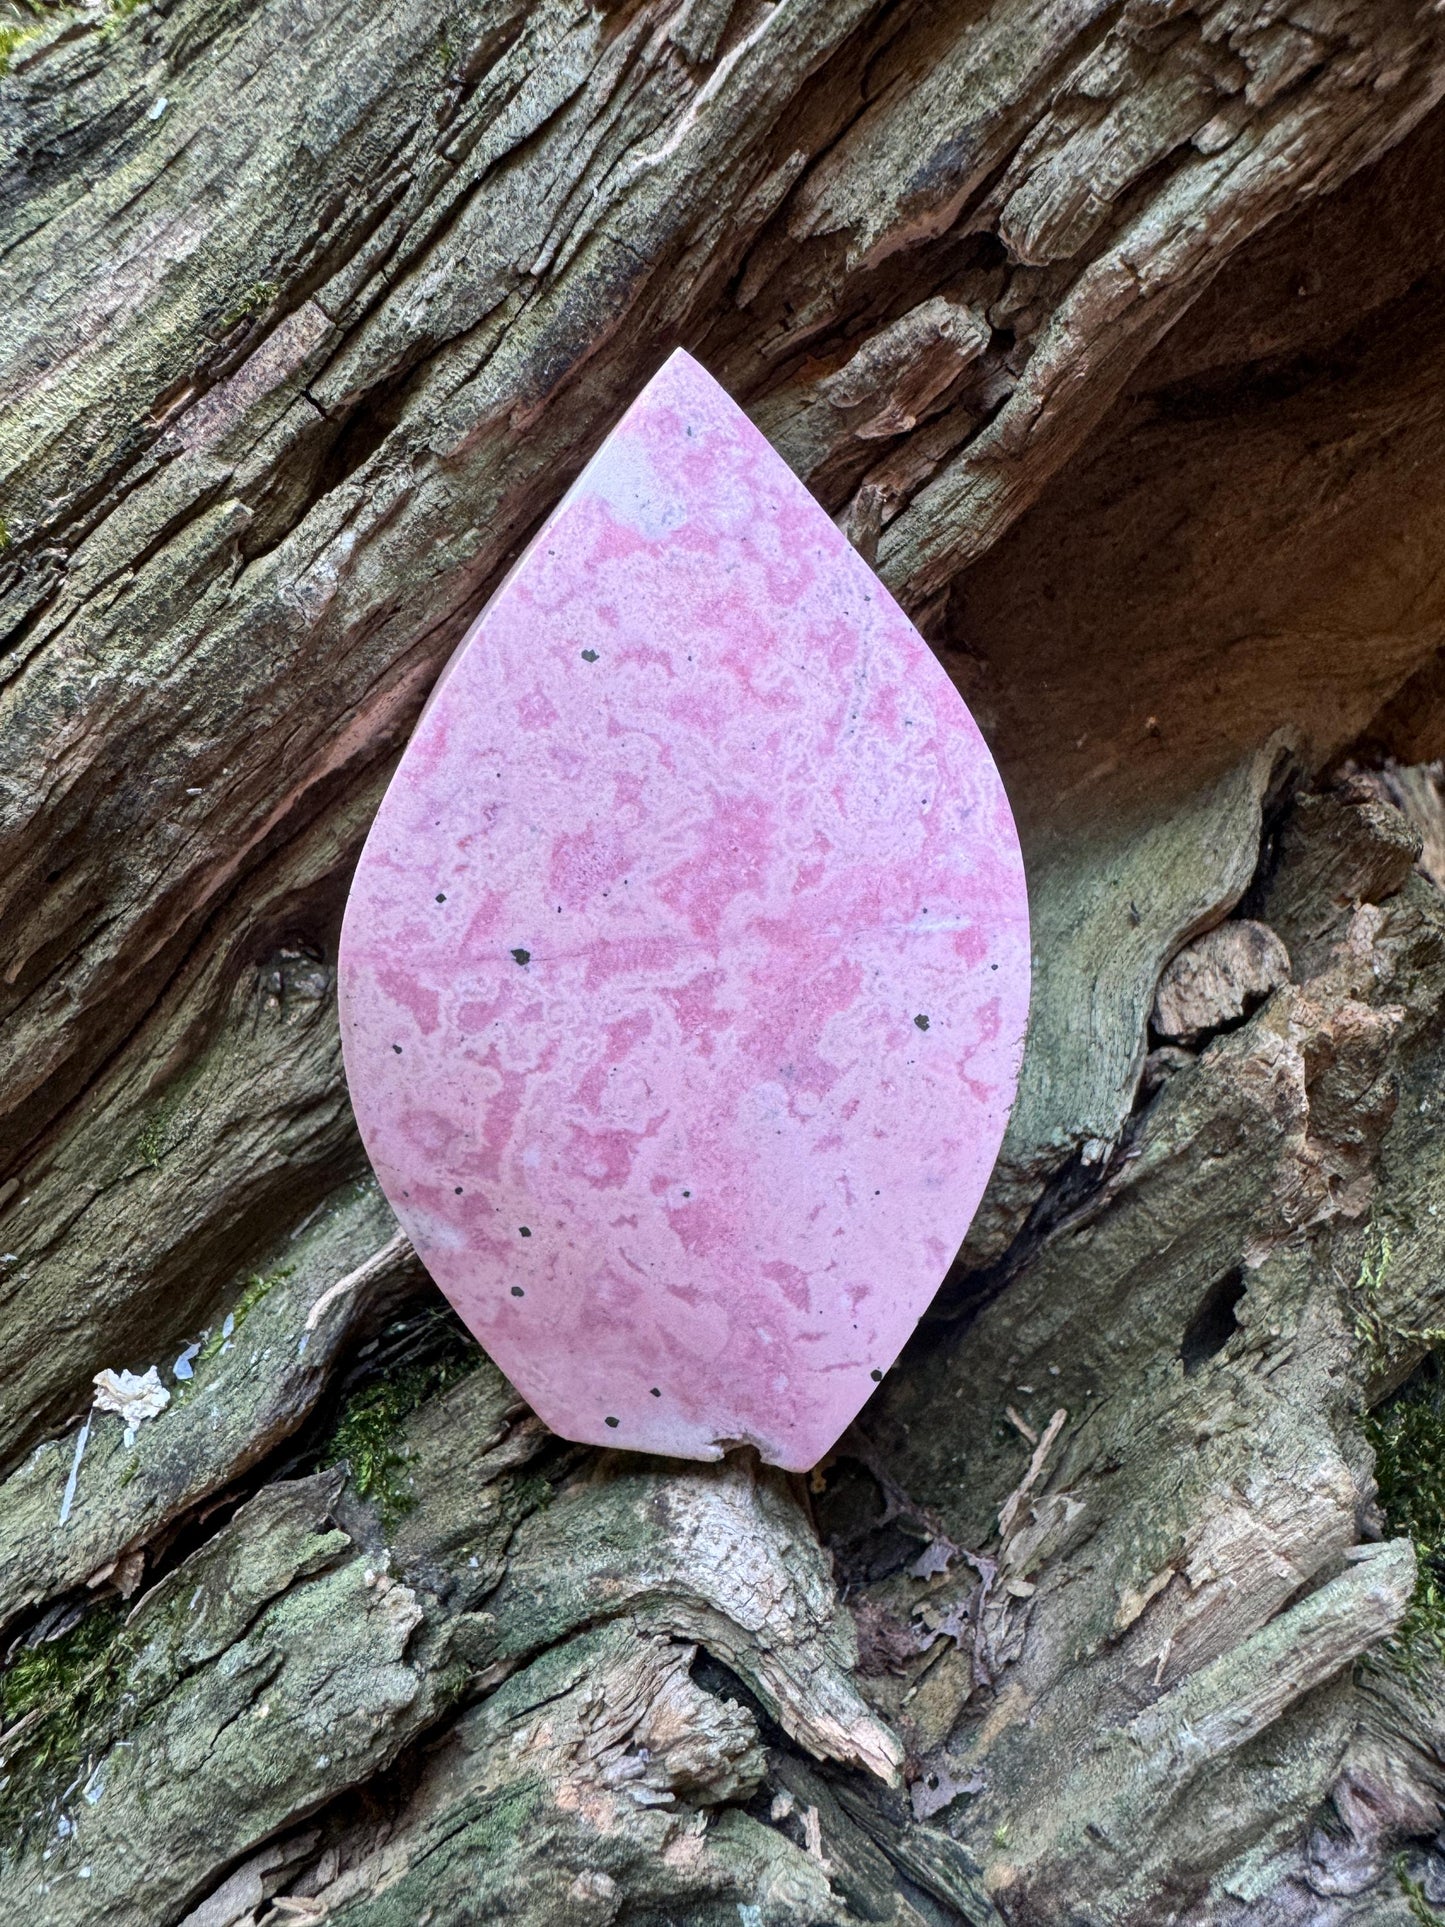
[4,0,1445,1920]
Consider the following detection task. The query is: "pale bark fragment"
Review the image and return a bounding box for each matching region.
[1152,919,1292,1044]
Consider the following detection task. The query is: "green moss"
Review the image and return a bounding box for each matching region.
[324,1343,478,1532]
[1366,1355,1445,1666]
[131,1090,198,1171]
[1353,1236,1396,1373]
[1397,1855,1445,1923]
[97,0,143,36]
[196,1265,293,1364]
[1352,1236,1445,1377]
[0,1606,132,1851]
[0,1,76,72]
[0,21,43,73]
[215,279,280,334]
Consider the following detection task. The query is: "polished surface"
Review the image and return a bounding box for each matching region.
[339,350,1029,1470]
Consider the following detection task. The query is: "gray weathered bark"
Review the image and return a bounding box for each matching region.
[4,0,1445,1919]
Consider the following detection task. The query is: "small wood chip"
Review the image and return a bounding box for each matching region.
[1005,1404,1038,1446]
[998,1409,1067,1544]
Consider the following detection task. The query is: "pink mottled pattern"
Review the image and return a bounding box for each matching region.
[339,349,1029,1472]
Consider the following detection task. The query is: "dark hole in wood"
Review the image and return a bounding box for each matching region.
[1181,1266,1246,1374]
[689,1649,787,1748]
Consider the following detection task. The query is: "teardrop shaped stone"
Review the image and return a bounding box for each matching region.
[339,349,1029,1471]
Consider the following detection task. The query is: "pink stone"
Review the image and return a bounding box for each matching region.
[338,349,1029,1472]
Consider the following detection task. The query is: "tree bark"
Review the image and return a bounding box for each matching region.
[3,0,1445,1920]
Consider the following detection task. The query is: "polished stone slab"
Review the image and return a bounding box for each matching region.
[339,349,1029,1470]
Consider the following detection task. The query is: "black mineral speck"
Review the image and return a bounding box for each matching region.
[392,1044,403,1054]
[650,1387,661,1397]
[870,1368,883,1382]
[455,1186,463,1195]
[436,892,447,903]
[511,947,531,965]
[914,1014,930,1031]
[605,1415,619,1428]
[581,648,599,663]
[511,1285,525,1297]
[519,1226,531,1238]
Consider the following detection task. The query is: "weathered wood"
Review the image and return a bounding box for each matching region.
[5,0,1445,1920]
[1151,919,1291,1044]
[0,1177,419,1631]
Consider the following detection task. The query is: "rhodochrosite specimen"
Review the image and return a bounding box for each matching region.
[339,350,1029,1472]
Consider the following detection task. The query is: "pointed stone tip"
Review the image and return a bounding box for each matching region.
[639,343,734,417]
